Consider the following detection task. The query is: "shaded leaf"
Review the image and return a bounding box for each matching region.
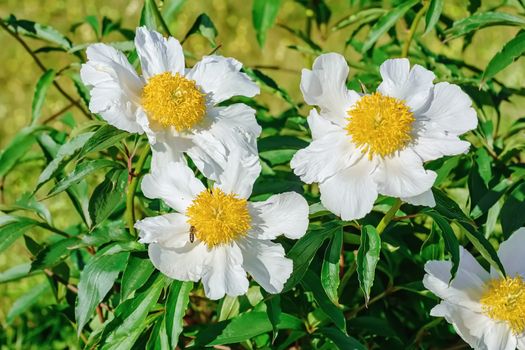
[446,12,525,40]
[483,30,525,82]
[166,280,193,348]
[356,225,381,304]
[321,227,342,305]
[424,0,443,35]
[31,69,55,125]
[183,13,218,46]
[252,0,282,47]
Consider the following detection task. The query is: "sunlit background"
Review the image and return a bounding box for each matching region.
[1,0,523,346]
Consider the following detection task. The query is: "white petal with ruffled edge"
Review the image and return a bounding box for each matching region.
[300,53,360,126]
[80,44,144,133]
[318,159,378,221]
[248,192,309,240]
[200,243,249,300]
[187,55,259,104]
[141,161,205,213]
[135,213,190,248]
[377,58,435,113]
[134,27,185,79]
[291,128,360,184]
[237,237,293,294]
[402,189,436,207]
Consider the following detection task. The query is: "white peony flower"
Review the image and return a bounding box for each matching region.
[424,228,525,350]
[134,143,309,300]
[290,53,477,220]
[80,26,261,179]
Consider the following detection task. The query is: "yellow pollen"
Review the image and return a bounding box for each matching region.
[186,188,251,248]
[480,276,525,334]
[141,72,206,131]
[346,92,415,159]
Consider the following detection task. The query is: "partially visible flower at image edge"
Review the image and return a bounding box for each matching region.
[80,26,261,180]
[134,143,309,300]
[424,228,525,350]
[291,53,478,220]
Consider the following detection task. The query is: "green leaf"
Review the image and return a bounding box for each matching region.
[162,0,187,23]
[319,326,367,350]
[321,227,342,305]
[475,148,492,187]
[31,237,80,271]
[445,12,525,40]
[265,294,281,342]
[48,159,119,197]
[501,182,525,239]
[121,254,156,301]
[165,280,193,348]
[0,218,38,253]
[100,273,165,348]
[183,13,218,47]
[0,126,45,178]
[282,222,340,292]
[302,270,346,331]
[424,0,443,35]
[361,0,419,53]
[482,30,525,82]
[75,251,129,334]
[140,0,158,30]
[78,125,128,158]
[252,0,282,47]
[258,135,309,151]
[37,132,94,188]
[0,263,33,284]
[89,169,127,226]
[332,8,386,32]
[6,282,50,324]
[426,210,460,280]
[7,16,72,50]
[192,312,303,346]
[356,225,381,304]
[461,223,506,276]
[11,192,52,223]
[31,69,55,125]
[243,68,296,106]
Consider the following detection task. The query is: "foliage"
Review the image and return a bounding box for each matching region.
[1,0,525,349]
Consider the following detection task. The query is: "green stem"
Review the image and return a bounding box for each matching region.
[401,2,429,58]
[126,144,151,237]
[376,198,403,235]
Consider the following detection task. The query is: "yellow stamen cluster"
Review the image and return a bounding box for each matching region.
[480,276,525,334]
[141,72,206,131]
[346,92,415,159]
[186,188,251,248]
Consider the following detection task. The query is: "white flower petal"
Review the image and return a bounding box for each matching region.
[413,133,471,162]
[150,139,188,171]
[375,149,437,198]
[421,82,478,135]
[187,55,259,104]
[80,43,144,133]
[207,104,262,139]
[248,192,309,240]
[201,244,249,300]
[517,335,525,350]
[306,109,341,140]
[496,227,525,278]
[135,213,190,248]
[483,322,516,350]
[430,301,496,350]
[423,247,490,311]
[290,128,359,184]
[318,159,378,221]
[238,237,292,294]
[300,53,359,126]
[134,27,184,79]
[141,161,205,213]
[378,58,435,112]
[214,135,261,199]
[148,242,208,282]
[401,189,436,207]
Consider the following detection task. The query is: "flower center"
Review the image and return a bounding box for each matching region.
[186,188,251,248]
[480,276,525,334]
[346,92,415,159]
[141,72,206,131]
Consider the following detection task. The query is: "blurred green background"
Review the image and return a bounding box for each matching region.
[0,0,523,347]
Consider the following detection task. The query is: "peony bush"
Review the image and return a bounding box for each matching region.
[1,0,525,349]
